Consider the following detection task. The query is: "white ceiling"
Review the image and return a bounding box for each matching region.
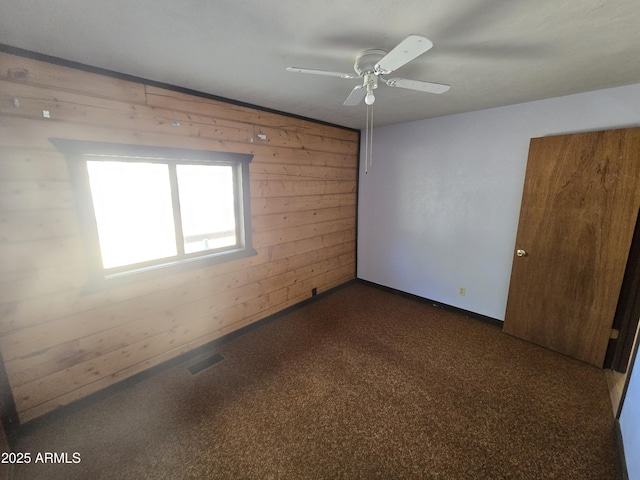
[2,0,640,130]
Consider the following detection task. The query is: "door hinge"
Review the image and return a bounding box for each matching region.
[610,328,620,340]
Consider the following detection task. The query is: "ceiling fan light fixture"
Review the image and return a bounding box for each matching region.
[365,90,375,105]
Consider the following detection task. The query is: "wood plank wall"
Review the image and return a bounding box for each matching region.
[0,52,359,423]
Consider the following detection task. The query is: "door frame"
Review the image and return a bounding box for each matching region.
[605,208,640,372]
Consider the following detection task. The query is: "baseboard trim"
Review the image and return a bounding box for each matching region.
[614,419,629,480]
[15,279,356,440]
[356,279,504,328]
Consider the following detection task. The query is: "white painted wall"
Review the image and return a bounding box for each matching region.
[358,83,640,320]
[621,349,640,480]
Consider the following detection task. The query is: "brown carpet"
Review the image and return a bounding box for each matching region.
[12,282,618,479]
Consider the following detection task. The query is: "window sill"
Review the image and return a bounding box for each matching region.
[81,247,258,294]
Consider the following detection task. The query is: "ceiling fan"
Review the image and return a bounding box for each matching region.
[286,35,450,106]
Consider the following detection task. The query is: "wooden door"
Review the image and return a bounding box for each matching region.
[503,127,640,367]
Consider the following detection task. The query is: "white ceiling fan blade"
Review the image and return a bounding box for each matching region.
[286,67,359,79]
[383,77,450,94]
[343,85,366,106]
[374,35,434,75]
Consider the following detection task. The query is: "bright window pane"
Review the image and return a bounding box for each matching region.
[87,160,177,269]
[176,164,237,254]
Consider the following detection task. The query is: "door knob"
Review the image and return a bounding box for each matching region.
[516,249,527,257]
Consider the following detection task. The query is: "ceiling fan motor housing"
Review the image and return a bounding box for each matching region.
[354,49,387,76]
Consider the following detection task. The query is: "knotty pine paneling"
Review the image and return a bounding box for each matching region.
[0,54,146,104]
[0,52,358,422]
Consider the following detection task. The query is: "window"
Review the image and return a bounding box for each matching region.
[53,139,256,287]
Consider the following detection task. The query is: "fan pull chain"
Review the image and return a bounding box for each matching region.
[365,104,369,174]
[369,105,373,171]
[365,104,374,174]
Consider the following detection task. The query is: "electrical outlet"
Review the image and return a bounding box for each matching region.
[459,287,466,296]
